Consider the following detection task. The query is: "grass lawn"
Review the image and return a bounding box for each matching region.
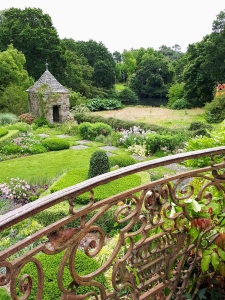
[0,147,99,185]
[92,106,205,128]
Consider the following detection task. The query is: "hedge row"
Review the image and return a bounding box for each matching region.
[0,130,19,148]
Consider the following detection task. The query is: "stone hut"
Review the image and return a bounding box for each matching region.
[26,65,70,123]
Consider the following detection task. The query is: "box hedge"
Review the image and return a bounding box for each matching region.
[42,138,70,151]
[18,250,106,300]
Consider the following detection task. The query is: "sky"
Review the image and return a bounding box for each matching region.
[0,0,225,54]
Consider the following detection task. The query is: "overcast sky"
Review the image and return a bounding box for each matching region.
[0,0,225,54]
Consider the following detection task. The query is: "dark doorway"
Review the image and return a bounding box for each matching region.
[53,105,60,122]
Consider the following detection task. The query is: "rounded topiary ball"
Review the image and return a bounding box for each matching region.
[88,150,110,179]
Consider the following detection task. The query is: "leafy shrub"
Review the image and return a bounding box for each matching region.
[109,155,137,168]
[1,144,22,155]
[0,128,8,138]
[78,122,93,139]
[0,288,11,299]
[60,115,78,136]
[5,123,29,133]
[188,121,212,137]
[18,250,106,300]
[28,144,47,154]
[204,94,225,123]
[167,82,185,107]
[71,104,91,116]
[145,133,184,154]
[79,122,112,140]
[69,91,87,108]
[118,87,138,103]
[0,113,18,125]
[86,98,122,111]
[88,150,110,179]
[171,98,192,109]
[33,117,49,128]
[18,113,34,124]
[42,138,70,151]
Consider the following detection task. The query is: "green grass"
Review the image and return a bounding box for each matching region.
[0,147,99,184]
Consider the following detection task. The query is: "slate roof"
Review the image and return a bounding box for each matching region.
[26,70,69,93]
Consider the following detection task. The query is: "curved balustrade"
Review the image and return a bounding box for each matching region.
[1,146,225,299]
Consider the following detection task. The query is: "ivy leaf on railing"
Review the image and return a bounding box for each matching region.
[201,254,211,272]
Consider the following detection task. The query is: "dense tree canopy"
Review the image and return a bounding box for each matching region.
[0,45,31,113]
[0,7,65,81]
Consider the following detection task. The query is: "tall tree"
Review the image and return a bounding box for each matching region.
[0,7,65,81]
[129,50,175,98]
[75,40,116,89]
[0,44,32,113]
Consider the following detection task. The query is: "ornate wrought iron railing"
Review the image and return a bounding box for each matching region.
[1,146,225,300]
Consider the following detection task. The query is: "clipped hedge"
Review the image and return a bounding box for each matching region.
[42,138,70,151]
[0,128,8,138]
[109,154,137,168]
[74,113,178,135]
[18,250,106,300]
[0,130,19,148]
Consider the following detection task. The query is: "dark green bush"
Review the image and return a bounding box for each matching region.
[19,250,106,300]
[171,98,192,110]
[118,87,138,103]
[42,138,70,151]
[0,128,8,137]
[88,150,110,179]
[85,98,122,111]
[204,95,225,123]
[188,121,212,137]
[33,117,49,128]
[109,155,137,168]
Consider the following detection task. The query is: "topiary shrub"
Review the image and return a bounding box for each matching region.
[0,128,8,138]
[109,155,137,168]
[1,143,22,155]
[42,138,70,151]
[18,250,106,300]
[118,87,139,103]
[88,150,110,179]
[78,122,93,139]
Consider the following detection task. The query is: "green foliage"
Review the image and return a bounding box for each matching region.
[109,155,137,168]
[33,117,49,128]
[88,150,110,179]
[118,87,138,103]
[1,144,22,155]
[42,138,70,151]
[171,98,192,110]
[79,122,112,140]
[204,94,225,123]
[145,133,185,154]
[19,250,106,300]
[0,113,18,125]
[69,91,86,108]
[86,98,122,111]
[0,128,8,137]
[4,123,30,133]
[60,116,78,136]
[167,82,185,107]
[188,121,212,136]
[0,130,20,149]
[0,288,11,300]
